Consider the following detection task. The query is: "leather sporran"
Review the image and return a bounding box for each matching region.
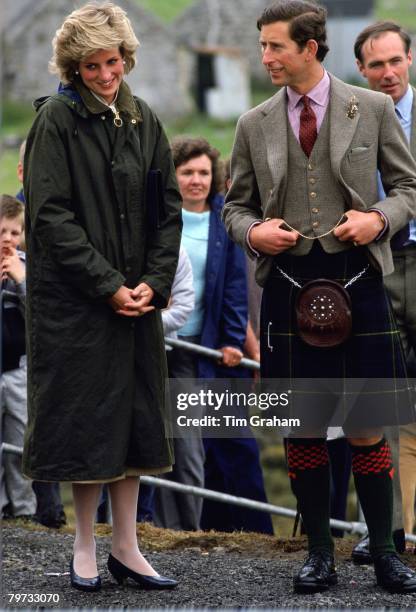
[295,279,352,348]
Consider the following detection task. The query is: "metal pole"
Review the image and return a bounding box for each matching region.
[165,337,260,371]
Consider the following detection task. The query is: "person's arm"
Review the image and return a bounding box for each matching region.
[161,248,195,335]
[218,239,248,355]
[24,103,125,300]
[222,116,298,256]
[138,108,183,309]
[372,95,416,238]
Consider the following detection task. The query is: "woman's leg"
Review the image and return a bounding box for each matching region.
[72,483,102,578]
[108,476,158,576]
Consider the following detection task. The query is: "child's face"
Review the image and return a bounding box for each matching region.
[0,216,24,255]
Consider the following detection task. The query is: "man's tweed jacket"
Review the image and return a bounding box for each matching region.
[222,74,416,285]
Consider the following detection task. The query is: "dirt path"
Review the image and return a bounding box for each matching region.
[2,523,416,609]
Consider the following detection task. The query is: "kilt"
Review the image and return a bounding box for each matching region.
[260,242,415,433]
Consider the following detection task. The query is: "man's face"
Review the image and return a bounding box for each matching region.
[259,21,311,89]
[357,31,412,103]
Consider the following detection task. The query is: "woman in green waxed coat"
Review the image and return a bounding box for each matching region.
[22,2,182,592]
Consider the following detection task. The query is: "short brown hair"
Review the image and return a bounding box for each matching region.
[354,21,411,63]
[0,195,24,229]
[257,0,329,62]
[170,136,223,202]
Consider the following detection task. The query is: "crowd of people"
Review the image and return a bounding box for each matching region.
[1,0,416,598]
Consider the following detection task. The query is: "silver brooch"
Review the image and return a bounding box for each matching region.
[346,96,359,120]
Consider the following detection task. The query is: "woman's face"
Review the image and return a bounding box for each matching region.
[78,48,124,104]
[176,154,213,212]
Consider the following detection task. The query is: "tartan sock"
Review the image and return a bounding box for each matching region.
[287,438,334,553]
[350,438,395,557]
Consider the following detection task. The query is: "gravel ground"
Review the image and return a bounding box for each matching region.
[2,525,416,609]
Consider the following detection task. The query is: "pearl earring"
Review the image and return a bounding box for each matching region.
[75,70,79,75]
[122,60,126,65]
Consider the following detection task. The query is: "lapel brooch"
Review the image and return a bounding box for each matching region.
[346,95,359,119]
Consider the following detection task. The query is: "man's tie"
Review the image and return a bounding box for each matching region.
[299,95,317,158]
[390,106,410,250]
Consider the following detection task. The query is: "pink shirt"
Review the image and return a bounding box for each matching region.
[286,69,330,141]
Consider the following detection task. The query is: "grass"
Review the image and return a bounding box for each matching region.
[0,150,21,196]
[376,0,416,31]
[133,0,193,22]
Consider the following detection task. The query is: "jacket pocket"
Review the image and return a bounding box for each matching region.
[347,144,374,164]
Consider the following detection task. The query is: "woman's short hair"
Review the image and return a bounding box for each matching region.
[170,136,224,202]
[49,2,139,84]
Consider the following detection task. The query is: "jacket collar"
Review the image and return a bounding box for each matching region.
[56,79,142,122]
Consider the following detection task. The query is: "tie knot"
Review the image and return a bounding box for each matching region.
[302,95,311,109]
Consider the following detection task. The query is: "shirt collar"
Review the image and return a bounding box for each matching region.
[395,85,413,121]
[286,69,330,111]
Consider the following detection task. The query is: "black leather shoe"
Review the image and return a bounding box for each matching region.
[351,534,372,565]
[352,528,406,564]
[107,553,178,589]
[70,557,101,592]
[293,551,337,594]
[374,553,416,593]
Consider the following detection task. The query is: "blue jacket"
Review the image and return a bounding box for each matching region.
[198,195,247,378]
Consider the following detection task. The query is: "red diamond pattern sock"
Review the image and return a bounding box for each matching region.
[351,438,395,557]
[287,438,333,553]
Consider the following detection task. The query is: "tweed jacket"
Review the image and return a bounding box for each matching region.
[222,74,416,285]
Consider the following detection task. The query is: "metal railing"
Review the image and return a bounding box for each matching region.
[3,441,416,542]
[164,336,260,371]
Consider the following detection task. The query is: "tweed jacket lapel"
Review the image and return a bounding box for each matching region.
[410,86,416,159]
[329,75,361,179]
[260,88,288,188]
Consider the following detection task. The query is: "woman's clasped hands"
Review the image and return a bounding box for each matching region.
[108,282,155,317]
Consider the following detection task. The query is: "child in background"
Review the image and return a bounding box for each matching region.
[0,194,36,519]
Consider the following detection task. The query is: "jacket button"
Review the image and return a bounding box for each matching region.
[111,161,115,166]
[101,115,106,120]
[308,163,314,171]
[120,213,125,220]
[131,119,137,124]
[312,221,319,228]
[126,266,131,273]
[312,207,319,214]
[309,177,316,185]
[310,192,317,199]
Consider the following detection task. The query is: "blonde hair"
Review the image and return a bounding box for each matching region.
[49,2,139,84]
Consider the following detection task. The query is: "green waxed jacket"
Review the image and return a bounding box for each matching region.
[22,80,182,481]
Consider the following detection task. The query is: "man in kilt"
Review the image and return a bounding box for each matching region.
[222,0,416,595]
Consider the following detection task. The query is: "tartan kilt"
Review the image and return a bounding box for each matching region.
[260,243,415,432]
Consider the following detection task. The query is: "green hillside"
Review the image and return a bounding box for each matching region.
[134,0,416,30]
[134,0,193,22]
[377,0,416,30]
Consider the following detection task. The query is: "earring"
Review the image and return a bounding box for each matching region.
[75,70,79,75]
[122,60,126,65]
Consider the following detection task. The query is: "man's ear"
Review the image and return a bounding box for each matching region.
[305,38,318,60]
[356,58,366,77]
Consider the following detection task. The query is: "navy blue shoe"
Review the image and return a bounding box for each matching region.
[107,553,178,589]
[70,557,101,592]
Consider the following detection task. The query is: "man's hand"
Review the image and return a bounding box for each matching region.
[1,248,25,284]
[219,346,243,367]
[333,210,384,246]
[249,219,299,255]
